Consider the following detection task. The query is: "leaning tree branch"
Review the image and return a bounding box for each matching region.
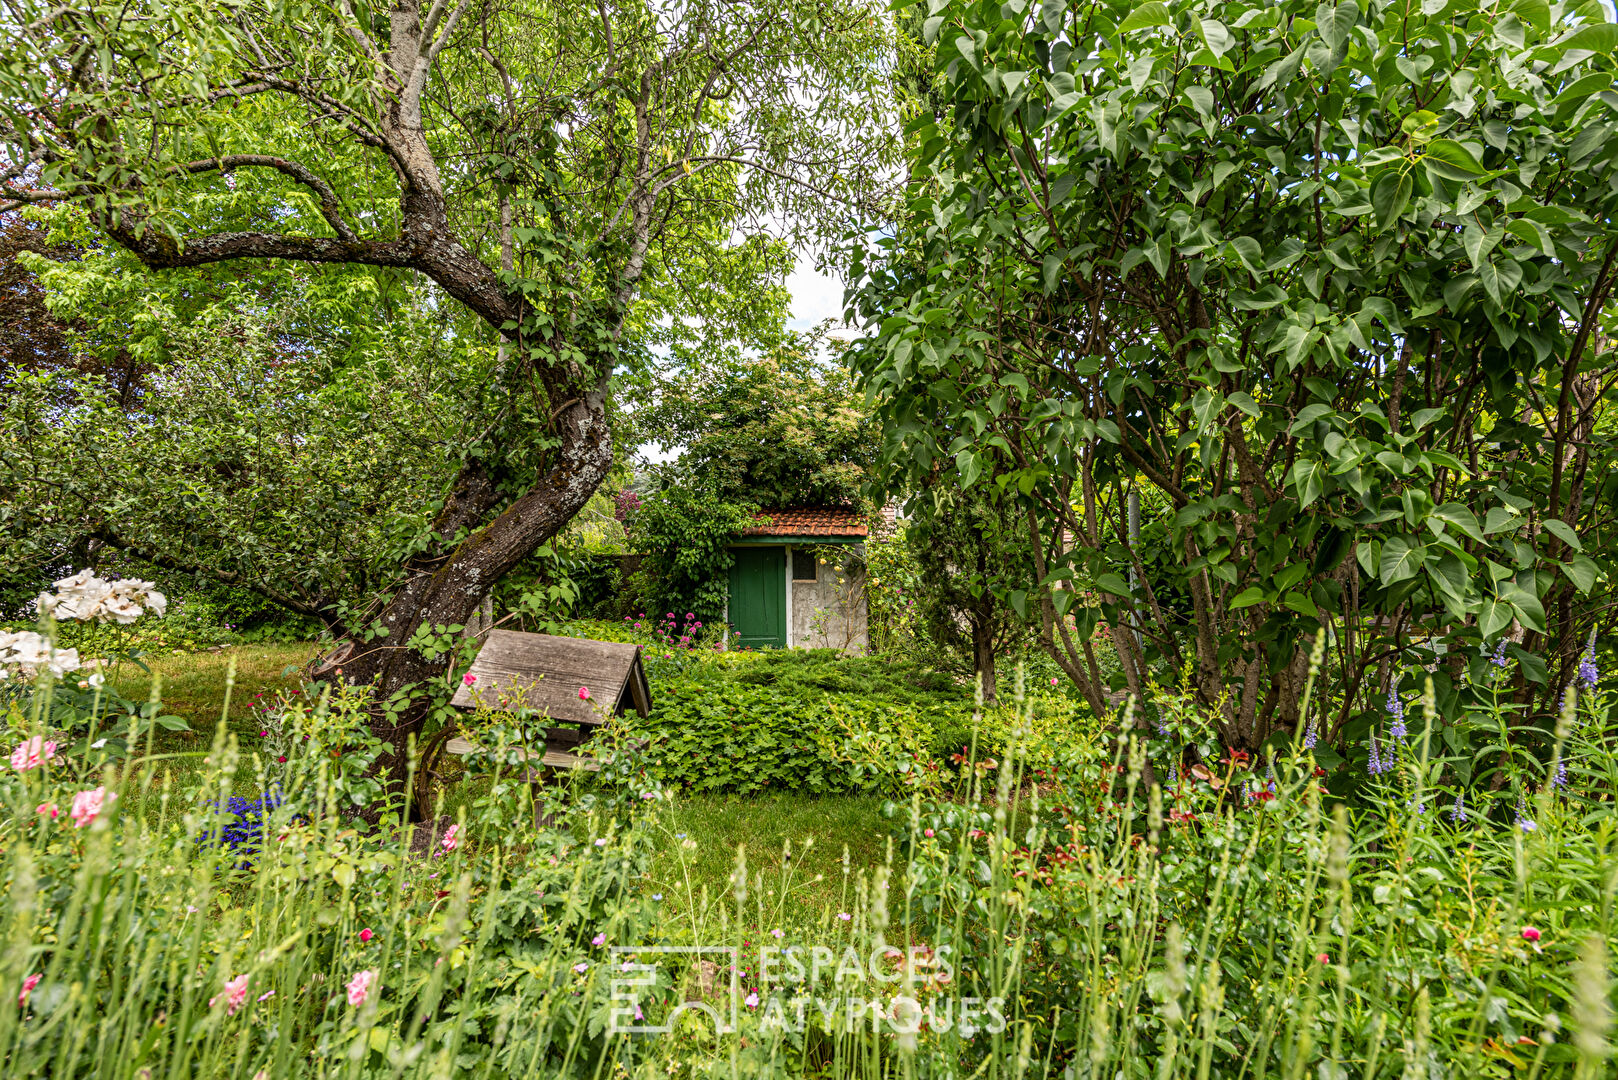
[93,527,338,627]
[175,154,357,240]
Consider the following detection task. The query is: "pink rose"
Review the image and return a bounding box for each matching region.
[35,802,58,819]
[359,928,374,943]
[462,673,476,686]
[69,786,112,828]
[346,969,376,1006]
[210,973,250,1015]
[1522,926,1542,943]
[18,973,41,1007]
[10,737,56,771]
[578,686,591,700]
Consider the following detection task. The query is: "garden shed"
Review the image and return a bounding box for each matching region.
[726,507,869,653]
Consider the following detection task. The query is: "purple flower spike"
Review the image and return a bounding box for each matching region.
[1578,645,1599,690]
[1387,688,1407,740]
[1449,792,1467,822]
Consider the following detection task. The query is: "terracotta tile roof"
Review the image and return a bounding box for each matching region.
[740,507,868,538]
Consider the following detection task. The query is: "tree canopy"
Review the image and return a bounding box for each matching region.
[850,0,1618,748]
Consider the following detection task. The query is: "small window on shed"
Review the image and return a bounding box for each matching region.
[792,548,820,581]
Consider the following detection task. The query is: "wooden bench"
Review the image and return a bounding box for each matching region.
[425,630,651,826]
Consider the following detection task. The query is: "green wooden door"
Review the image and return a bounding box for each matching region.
[728,547,786,649]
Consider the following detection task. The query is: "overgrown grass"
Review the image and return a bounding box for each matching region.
[107,642,316,739]
[643,792,893,920]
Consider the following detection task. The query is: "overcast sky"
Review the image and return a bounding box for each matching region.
[784,253,848,334]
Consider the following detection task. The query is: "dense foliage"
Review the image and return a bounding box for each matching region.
[850,0,1618,754]
[626,339,879,626]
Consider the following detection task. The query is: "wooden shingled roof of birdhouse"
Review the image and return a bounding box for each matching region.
[448,630,651,725]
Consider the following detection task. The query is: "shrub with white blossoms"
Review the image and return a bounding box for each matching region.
[37,569,167,625]
[0,571,166,683]
[0,630,81,680]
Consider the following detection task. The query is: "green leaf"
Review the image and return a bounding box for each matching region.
[1315,0,1358,51]
[1370,170,1412,227]
[1542,518,1581,551]
[1429,551,1469,602]
[1562,555,1598,593]
[1228,235,1263,273]
[1229,586,1268,610]
[1379,535,1424,585]
[954,35,981,73]
[1094,573,1132,596]
[1200,18,1235,57]
[1042,252,1064,294]
[1231,284,1288,310]
[1287,458,1326,507]
[1478,598,1513,639]
[1116,2,1172,33]
[1563,23,1618,54]
[1498,581,1545,633]
[1282,591,1319,617]
[1477,259,1523,306]
[1423,139,1486,175]
[1227,391,1260,417]
[1431,503,1484,543]
[1483,506,1519,534]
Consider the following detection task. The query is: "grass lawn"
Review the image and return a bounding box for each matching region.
[640,791,895,929]
[109,641,318,739]
[109,643,899,921]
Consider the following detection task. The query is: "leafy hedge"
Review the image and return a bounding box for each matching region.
[626,649,1088,795]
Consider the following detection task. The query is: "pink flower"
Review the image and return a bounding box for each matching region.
[592,932,606,946]
[440,824,459,853]
[924,828,935,838]
[359,928,374,943]
[573,962,588,974]
[257,990,275,1002]
[744,992,759,1008]
[18,973,41,1007]
[837,912,852,922]
[346,970,376,1006]
[259,730,269,737]
[1522,926,1542,943]
[462,673,477,686]
[578,686,591,700]
[1050,677,1058,686]
[10,737,56,771]
[770,929,783,939]
[35,802,58,819]
[211,974,250,1015]
[69,786,112,828]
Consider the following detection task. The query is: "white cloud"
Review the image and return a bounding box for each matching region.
[785,250,850,335]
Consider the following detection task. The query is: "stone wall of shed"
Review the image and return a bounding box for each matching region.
[790,564,868,654]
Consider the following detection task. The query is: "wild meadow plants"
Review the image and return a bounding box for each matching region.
[1,603,1616,1076]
